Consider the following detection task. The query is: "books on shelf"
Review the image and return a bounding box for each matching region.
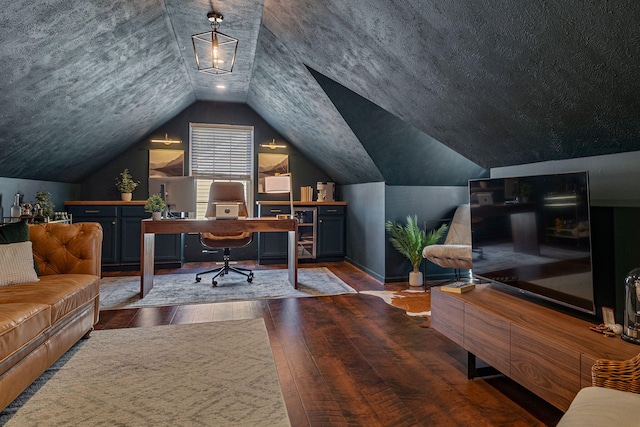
[440,282,475,294]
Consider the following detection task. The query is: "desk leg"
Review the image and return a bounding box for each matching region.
[288,229,298,288]
[140,232,155,298]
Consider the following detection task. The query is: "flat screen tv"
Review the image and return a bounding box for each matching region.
[148,176,196,215]
[469,171,595,315]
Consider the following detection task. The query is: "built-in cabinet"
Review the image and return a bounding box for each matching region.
[431,285,639,411]
[257,202,346,264]
[65,201,182,270]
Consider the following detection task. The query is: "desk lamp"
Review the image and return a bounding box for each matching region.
[264,174,295,220]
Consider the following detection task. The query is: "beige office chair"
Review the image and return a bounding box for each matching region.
[195,182,254,286]
[422,204,473,282]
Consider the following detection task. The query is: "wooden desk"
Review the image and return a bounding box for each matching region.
[140,218,298,298]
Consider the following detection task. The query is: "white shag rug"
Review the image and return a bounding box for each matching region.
[1,320,290,426]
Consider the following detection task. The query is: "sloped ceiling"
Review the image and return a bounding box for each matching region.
[1,0,640,184]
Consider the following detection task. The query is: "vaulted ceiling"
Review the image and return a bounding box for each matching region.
[1,0,640,184]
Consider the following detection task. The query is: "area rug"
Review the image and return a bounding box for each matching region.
[0,320,290,427]
[100,267,356,309]
[360,289,431,317]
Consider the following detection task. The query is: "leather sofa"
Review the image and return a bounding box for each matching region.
[0,222,102,411]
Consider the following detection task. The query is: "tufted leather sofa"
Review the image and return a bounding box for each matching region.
[0,222,102,411]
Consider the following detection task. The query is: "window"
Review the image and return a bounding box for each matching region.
[189,123,254,218]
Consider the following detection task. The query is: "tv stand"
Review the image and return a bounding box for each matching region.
[431,284,639,411]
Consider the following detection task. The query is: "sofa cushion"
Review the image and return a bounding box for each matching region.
[0,220,29,244]
[0,274,99,324]
[557,386,640,426]
[0,220,39,275]
[0,303,51,369]
[0,242,39,286]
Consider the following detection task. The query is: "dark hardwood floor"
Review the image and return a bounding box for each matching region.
[98,262,563,426]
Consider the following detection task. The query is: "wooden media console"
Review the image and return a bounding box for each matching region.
[431,284,639,411]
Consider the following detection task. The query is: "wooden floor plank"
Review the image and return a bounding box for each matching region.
[96,261,563,426]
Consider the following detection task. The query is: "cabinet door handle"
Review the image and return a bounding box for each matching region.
[270,209,282,213]
[326,209,338,213]
[112,221,116,225]
[319,219,323,223]
[84,210,100,213]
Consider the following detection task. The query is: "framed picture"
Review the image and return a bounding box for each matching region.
[602,306,615,326]
[149,149,184,178]
[258,153,289,193]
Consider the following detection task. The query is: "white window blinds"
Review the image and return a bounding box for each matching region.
[189,123,254,218]
[190,123,253,180]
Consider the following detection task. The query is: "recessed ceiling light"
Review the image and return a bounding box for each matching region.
[216,84,226,89]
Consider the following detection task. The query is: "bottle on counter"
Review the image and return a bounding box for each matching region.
[10,193,22,221]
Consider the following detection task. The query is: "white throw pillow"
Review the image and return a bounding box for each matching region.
[0,241,39,286]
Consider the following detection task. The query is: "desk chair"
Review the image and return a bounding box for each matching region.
[422,204,473,284]
[195,182,254,286]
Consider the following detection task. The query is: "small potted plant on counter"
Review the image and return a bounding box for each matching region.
[385,215,448,287]
[115,168,140,201]
[34,188,55,220]
[145,193,166,220]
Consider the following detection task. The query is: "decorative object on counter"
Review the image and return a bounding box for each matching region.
[623,268,640,344]
[11,193,22,221]
[317,182,335,202]
[264,173,294,220]
[144,193,167,220]
[440,281,475,294]
[385,215,448,287]
[115,168,140,201]
[34,189,55,220]
[300,186,313,202]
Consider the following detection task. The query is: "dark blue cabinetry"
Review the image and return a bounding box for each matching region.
[66,203,183,270]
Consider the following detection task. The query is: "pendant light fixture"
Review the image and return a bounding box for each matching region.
[191,12,238,75]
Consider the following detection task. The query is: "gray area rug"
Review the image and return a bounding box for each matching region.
[1,320,290,427]
[100,267,357,309]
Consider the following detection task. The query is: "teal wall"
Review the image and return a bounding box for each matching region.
[0,178,80,220]
[342,182,386,281]
[342,182,469,282]
[78,101,332,261]
[385,185,469,282]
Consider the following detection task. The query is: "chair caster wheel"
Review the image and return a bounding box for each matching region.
[195,277,201,283]
[212,280,218,287]
[247,273,254,283]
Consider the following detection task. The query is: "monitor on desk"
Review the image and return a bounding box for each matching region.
[149,176,196,216]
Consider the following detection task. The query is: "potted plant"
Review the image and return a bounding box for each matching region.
[519,182,532,203]
[385,215,448,287]
[115,168,140,201]
[34,188,55,220]
[145,193,166,220]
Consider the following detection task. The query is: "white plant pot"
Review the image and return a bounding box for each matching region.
[409,271,423,287]
[121,193,132,202]
[151,211,162,220]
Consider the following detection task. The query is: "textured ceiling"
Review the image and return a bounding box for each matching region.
[1,0,640,184]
